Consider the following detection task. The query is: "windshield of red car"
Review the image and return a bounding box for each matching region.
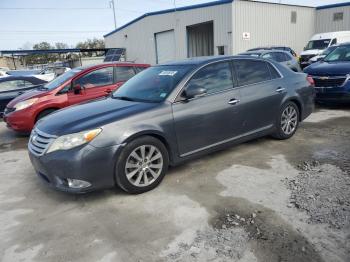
[42,68,82,90]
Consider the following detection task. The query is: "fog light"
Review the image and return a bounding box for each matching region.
[67,178,91,189]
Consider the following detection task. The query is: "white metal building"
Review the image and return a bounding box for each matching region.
[316,3,350,33]
[104,0,350,65]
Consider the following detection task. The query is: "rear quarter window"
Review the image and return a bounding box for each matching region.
[267,63,282,79]
[115,66,136,82]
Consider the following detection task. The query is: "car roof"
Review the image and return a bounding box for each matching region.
[337,42,350,47]
[0,75,47,83]
[75,62,150,71]
[158,55,276,67]
[240,50,291,55]
[248,46,291,51]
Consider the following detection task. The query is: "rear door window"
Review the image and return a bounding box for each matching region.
[75,67,113,88]
[186,61,234,94]
[114,66,136,82]
[234,60,271,86]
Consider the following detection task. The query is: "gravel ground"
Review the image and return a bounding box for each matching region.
[166,227,249,262]
[286,161,350,229]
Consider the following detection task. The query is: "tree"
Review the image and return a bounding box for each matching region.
[76,38,105,57]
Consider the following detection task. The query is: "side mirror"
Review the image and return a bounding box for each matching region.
[73,84,82,94]
[183,85,207,100]
[303,47,306,51]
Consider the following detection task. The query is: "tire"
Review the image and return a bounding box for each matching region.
[272,101,299,140]
[115,136,169,194]
[36,109,56,122]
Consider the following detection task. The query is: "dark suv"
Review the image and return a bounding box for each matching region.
[28,56,314,194]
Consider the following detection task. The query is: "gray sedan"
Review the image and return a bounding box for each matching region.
[28,56,314,194]
[239,50,302,72]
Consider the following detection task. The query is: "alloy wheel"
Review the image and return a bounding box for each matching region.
[125,145,163,187]
[281,105,298,135]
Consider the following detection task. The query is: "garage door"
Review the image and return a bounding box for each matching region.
[155,30,176,64]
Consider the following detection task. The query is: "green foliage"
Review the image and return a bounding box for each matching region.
[24,38,105,65]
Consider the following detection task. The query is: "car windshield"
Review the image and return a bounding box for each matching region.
[305,39,331,50]
[321,46,337,56]
[112,65,195,103]
[324,45,350,62]
[42,68,82,90]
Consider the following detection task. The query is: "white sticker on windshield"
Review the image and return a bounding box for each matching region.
[159,71,177,76]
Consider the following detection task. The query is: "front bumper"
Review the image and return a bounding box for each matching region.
[314,85,350,103]
[28,143,123,193]
[3,108,35,133]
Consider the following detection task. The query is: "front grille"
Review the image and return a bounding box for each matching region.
[4,107,15,115]
[300,55,315,63]
[311,76,347,87]
[28,128,56,156]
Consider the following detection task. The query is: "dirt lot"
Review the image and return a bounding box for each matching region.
[0,106,349,262]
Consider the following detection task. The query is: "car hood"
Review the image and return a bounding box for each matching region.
[304,61,350,76]
[7,89,48,108]
[300,49,322,56]
[35,97,159,136]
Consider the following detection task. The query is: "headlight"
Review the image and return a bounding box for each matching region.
[14,98,38,111]
[46,128,102,154]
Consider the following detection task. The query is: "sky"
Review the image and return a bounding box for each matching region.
[0,0,348,50]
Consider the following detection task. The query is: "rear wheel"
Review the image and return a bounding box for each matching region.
[272,101,299,140]
[36,109,56,122]
[115,136,169,194]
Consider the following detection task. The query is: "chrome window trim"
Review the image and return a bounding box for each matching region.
[170,58,284,104]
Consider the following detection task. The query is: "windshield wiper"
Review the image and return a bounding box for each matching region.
[37,86,48,91]
[113,96,136,101]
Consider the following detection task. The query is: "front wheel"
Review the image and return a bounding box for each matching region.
[115,136,169,194]
[272,101,299,140]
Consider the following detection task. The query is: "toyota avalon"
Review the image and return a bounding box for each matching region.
[28,56,314,194]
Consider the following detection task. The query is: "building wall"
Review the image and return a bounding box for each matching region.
[105,3,232,64]
[0,56,23,70]
[232,0,315,54]
[315,6,350,33]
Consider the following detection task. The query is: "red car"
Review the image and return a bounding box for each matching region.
[3,62,149,133]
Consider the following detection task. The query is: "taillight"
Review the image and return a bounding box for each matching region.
[307,75,315,87]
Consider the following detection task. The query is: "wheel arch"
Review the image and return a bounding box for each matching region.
[35,107,60,122]
[282,97,303,121]
[123,130,174,164]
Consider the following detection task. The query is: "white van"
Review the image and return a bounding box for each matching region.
[300,31,350,68]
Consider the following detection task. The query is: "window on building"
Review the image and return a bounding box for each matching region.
[291,11,297,24]
[333,12,343,21]
[217,46,225,55]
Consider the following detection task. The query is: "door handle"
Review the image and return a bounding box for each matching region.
[276,87,285,93]
[17,91,24,95]
[228,98,240,105]
[105,89,112,94]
